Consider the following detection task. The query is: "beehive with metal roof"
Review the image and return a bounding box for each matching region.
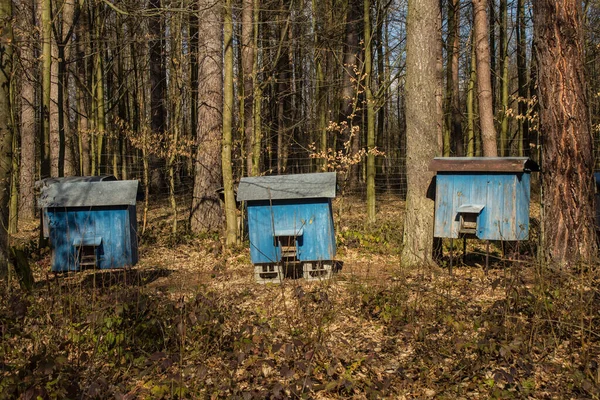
[38,179,140,272]
[237,172,337,282]
[429,157,539,241]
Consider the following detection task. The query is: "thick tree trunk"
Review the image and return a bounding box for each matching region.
[190,0,224,234]
[401,0,440,267]
[0,0,13,277]
[473,0,497,157]
[534,0,597,265]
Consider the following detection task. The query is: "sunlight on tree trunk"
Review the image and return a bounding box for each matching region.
[473,0,497,157]
[364,0,376,224]
[401,0,440,268]
[534,0,597,266]
[191,0,224,234]
[223,0,238,247]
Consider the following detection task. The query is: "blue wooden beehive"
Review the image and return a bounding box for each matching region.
[237,172,337,282]
[38,179,140,272]
[429,157,539,241]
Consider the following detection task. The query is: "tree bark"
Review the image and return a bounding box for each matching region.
[467,34,476,156]
[41,0,51,178]
[445,0,462,156]
[60,0,76,176]
[222,0,238,247]
[190,0,224,234]
[499,0,509,156]
[50,1,59,177]
[340,0,362,187]
[18,0,36,221]
[534,0,597,265]
[0,0,13,277]
[242,0,255,176]
[148,0,165,190]
[167,0,183,234]
[401,0,440,267]
[516,0,529,157]
[364,0,376,224]
[473,0,497,156]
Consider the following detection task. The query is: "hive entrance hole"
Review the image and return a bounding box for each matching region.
[275,235,298,261]
[77,245,98,269]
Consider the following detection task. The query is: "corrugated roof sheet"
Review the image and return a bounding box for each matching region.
[39,180,139,208]
[237,172,337,201]
[429,157,540,173]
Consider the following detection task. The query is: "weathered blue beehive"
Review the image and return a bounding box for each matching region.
[429,157,539,241]
[38,179,139,272]
[237,172,337,282]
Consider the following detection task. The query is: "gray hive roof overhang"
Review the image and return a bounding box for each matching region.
[428,157,540,173]
[39,180,139,208]
[237,172,337,201]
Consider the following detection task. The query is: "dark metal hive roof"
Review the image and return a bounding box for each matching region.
[429,157,540,173]
[39,180,139,208]
[236,172,337,201]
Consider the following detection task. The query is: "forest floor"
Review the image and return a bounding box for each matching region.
[1,195,599,399]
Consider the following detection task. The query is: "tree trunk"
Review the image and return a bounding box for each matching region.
[516,0,529,157]
[76,13,90,176]
[534,0,597,265]
[190,0,224,234]
[340,0,361,187]
[242,0,254,176]
[18,0,36,221]
[148,0,165,190]
[0,0,13,277]
[364,0,376,224]
[92,6,105,175]
[61,0,76,176]
[222,0,238,247]
[401,0,440,267]
[50,3,59,177]
[41,0,51,178]
[499,0,509,156]
[251,0,262,176]
[473,0,497,156]
[467,34,476,157]
[445,0,462,156]
[167,0,183,234]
